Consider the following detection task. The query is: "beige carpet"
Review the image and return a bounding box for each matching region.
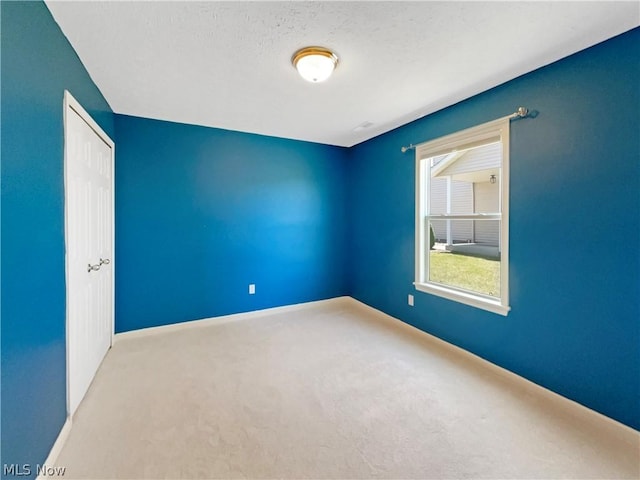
[54,298,639,479]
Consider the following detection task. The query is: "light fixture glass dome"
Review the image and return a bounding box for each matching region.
[292,47,338,83]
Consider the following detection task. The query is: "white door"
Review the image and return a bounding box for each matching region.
[64,91,114,417]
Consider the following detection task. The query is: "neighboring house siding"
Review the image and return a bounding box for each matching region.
[430,178,473,242]
[430,177,447,215]
[430,178,447,241]
[474,181,500,246]
[451,181,473,241]
[439,141,501,176]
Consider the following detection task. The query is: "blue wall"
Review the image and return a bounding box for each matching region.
[1,1,114,475]
[1,2,638,475]
[348,28,640,429]
[114,115,348,332]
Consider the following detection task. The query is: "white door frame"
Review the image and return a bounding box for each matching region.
[63,90,115,417]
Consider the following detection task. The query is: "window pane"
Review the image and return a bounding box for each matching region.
[416,119,510,314]
[429,142,502,216]
[428,220,501,298]
[429,177,448,215]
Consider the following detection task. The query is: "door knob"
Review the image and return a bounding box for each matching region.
[88,258,111,272]
[87,262,101,272]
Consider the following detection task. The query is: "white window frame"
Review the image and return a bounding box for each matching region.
[415,117,511,316]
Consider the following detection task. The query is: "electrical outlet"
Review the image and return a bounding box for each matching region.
[408,294,414,306]
[249,284,255,295]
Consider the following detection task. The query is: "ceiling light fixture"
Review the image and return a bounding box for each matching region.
[292,46,338,83]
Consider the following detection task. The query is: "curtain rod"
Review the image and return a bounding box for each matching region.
[400,106,530,153]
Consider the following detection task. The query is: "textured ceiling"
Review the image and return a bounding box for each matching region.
[45,1,639,147]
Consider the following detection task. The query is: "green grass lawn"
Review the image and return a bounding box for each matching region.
[429,251,500,297]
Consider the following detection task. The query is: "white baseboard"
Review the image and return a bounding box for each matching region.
[345,297,639,437]
[114,296,352,342]
[37,417,72,479]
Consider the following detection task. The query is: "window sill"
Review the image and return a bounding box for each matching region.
[414,282,510,316]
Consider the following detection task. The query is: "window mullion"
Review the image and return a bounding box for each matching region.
[426,214,502,220]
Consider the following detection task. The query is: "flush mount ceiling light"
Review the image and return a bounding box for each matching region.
[292,46,338,83]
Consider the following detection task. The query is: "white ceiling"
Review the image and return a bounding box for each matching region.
[45,1,639,147]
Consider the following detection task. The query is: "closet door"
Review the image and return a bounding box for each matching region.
[64,91,114,417]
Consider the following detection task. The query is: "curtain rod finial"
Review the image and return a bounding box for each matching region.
[401,143,414,153]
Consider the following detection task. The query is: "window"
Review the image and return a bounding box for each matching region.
[415,118,510,315]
